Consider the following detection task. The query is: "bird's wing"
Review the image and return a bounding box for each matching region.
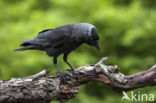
[37,25,71,48]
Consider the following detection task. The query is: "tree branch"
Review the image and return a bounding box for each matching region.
[0,57,156,103]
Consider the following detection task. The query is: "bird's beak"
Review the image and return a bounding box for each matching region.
[93,41,100,51]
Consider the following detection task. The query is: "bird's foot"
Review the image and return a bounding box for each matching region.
[56,71,66,82]
[67,68,79,79]
[66,67,75,71]
[70,67,75,71]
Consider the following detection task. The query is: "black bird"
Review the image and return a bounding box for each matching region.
[15,23,100,77]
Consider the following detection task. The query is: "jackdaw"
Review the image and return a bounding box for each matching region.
[15,23,100,77]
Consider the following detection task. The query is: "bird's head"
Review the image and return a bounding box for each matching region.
[85,27,100,51]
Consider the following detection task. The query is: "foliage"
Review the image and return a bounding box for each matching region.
[0,0,156,103]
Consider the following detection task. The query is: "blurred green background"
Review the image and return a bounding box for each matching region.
[0,0,156,103]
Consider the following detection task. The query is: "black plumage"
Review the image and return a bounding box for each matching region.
[15,23,100,76]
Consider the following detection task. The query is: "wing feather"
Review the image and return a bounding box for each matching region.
[36,25,72,48]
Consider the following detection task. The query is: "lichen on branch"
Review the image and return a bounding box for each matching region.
[0,57,156,103]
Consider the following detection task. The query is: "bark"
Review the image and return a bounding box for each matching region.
[0,57,156,103]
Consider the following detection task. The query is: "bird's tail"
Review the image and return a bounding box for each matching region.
[15,45,43,51]
[15,39,44,51]
[15,47,25,51]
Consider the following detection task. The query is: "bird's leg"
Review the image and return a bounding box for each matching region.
[63,54,74,71]
[53,57,61,72]
[63,54,79,79]
[53,57,65,80]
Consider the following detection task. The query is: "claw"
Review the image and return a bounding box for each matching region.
[57,71,66,81]
[70,67,75,71]
[68,68,79,79]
